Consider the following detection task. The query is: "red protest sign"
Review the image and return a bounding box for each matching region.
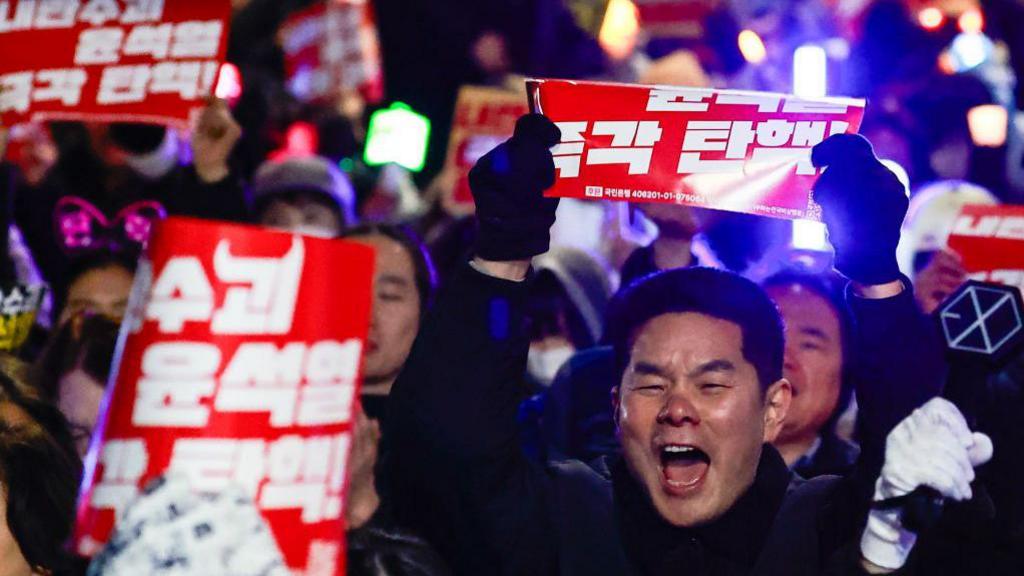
[444,86,529,211]
[75,217,375,576]
[0,1,231,128]
[948,204,1024,291]
[530,79,866,220]
[279,0,383,104]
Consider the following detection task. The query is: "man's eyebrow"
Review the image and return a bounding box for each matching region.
[632,361,670,379]
[686,359,735,379]
[799,326,830,341]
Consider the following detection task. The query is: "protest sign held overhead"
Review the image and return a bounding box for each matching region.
[947,204,1024,293]
[445,85,530,211]
[0,0,232,127]
[279,0,383,105]
[75,217,376,576]
[528,79,866,220]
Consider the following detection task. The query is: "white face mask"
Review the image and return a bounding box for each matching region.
[526,345,575,387]
[286,224,337,238]
[124,130,180,180]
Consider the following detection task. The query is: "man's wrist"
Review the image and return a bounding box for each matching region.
[470,257,530,282]
[852,279,905,300]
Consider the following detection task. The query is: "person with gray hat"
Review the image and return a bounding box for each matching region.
[252,155,358,238]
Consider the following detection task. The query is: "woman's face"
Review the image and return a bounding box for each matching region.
[56,368,105,457]
[60,264,134,326]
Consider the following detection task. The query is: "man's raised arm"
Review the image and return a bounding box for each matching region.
[386,115,563,575]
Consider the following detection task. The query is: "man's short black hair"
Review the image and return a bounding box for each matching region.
[605,267,784,391]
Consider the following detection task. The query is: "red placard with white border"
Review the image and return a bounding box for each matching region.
[530,79,866,221]
[75,217,375,576]
[0,0,231,128]
[948,204,1024,292]
[279,0,383,105]
[444,86,529,211]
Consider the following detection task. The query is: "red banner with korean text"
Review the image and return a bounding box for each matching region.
[279,0,383,105]
[948,204,1024,292]
[0,0,231,128]
[529,79,866,221]
[75,217,375,575]
[444,86,530,211]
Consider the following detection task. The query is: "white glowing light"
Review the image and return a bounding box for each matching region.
[738,30,767,64]
[793,45,827,98]
[792,219,829,251]
[950,32,992,71]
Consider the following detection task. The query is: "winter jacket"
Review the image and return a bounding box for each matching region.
[386,263,977,576]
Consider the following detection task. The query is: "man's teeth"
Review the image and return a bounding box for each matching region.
[664,446,696,453]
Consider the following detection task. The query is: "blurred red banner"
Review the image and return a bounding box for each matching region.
[445,86,530,211]
[948,204,1024,292]
[75,217,375,576]
[0,0,232,127]
[530,79,866,221]
[279,0,383,105]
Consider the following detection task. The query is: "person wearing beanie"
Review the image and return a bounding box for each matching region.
[252,155,358,238]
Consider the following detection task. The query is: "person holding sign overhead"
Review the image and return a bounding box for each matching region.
[386,115,997,576]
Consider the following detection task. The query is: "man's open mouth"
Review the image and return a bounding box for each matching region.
[659,445,711,491]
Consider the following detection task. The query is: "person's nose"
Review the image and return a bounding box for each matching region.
[657,389,700,427]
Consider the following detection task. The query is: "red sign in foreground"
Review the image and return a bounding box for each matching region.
[75,217,375,576]
[0,1,231,127]
[530,79,866,220]
[948,204,1024,292]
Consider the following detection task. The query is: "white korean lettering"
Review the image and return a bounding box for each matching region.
[0,0,35,33]
[145,255,214,332]
[97,64,150,104]
[216,342,304,427]
[171,20,223,59]
[133,342,219,427]
[585,120,663,175]
[211,237,304,335]
[74,27,123,65]
[91,439,148,515]
[121,0,163,24]
[78,0,120,26]
[0,72,32,113]
[646,88,712,112]
[34,0,78,29]
[33,68,87,106]
[551,121,587,178]
[123,23,172,59]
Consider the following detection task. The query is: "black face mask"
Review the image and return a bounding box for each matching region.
[360,394,390,426]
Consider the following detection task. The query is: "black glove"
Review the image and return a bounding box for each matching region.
[469,114,562,261]
[811,134,908,285]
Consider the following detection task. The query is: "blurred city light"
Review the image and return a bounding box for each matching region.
[792,219,829,251]
[949,32,993,71]
[793,45,827,98]
[599,0,640,61]
[968,104,1008,147]
[364,102,431,172]
[738,29,767,64]
[214,62,243,102]
[958,9,984,34]
[917,7,945,30]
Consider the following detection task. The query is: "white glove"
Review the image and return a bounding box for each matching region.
[860,397,994,570]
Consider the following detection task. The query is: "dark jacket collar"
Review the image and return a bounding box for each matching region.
[612,445,793,576]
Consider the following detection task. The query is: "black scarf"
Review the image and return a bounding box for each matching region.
[612,445,792,576]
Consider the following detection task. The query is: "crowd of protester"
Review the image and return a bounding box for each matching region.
[0,0,1022,574]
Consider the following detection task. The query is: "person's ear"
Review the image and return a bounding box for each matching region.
[762,378,792,443]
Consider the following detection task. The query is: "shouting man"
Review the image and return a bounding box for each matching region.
[386,115,992,575]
